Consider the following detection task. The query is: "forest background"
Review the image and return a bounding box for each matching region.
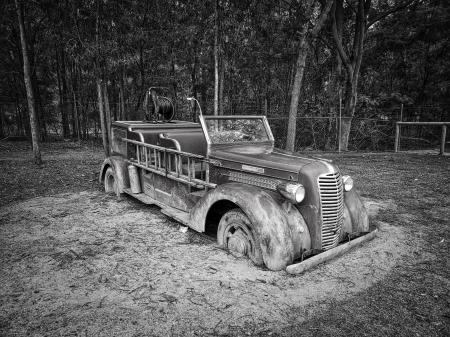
[1,0,449,162]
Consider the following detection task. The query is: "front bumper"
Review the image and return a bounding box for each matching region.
[286,228,378,275]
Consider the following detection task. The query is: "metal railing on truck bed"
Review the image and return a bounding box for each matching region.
[123,138,217,189]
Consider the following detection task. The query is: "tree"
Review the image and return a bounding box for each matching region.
[214,0,220,115]
[15,0,42,165]
[95,0,109,157]
[0,0,445,153]
[331,0,416,150]
[362,0,450,110]
[285,0,334,152]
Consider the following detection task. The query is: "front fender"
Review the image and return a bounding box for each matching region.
[99,156,129,193]
[342,189,369,236]
[189,183,311,271]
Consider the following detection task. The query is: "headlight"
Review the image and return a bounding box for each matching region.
[277,183,305,203]
[342,175,353,191]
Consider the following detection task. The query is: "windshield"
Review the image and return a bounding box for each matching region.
[203,117,270,144]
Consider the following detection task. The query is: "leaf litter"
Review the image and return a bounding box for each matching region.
[0,142,448,336]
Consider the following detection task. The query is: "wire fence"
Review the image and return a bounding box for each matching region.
[266,117,396,151]
[1,98,448,152]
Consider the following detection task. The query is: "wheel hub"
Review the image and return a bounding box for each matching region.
[227,229,249,256]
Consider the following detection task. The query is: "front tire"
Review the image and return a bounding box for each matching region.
[217,209,264,266]
[104,167,117,195]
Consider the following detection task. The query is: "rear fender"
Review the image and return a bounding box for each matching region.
[99,156,129,193]
[189,183,311,270]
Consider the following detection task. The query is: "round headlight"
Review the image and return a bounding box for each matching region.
[342,175,353,191]
[277,183,305,203]
[294,184,305,203]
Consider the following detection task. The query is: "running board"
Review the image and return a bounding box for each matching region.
[286,229,378,275]
[123,188,190,226]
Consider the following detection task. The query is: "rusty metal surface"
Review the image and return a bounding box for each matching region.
[102,117,371,272]
[286,228,378,275]
[99,156,129,194]
[189,183,310,270]
[211,146,314,179]
[343,188,370,233]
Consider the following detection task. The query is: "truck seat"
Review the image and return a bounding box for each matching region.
[165,130,207,156]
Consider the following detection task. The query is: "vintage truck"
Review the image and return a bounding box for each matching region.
[99,95,376,273]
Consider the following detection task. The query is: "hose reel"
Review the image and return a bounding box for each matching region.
[143,87,175,122]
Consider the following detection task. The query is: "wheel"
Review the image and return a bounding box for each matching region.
[104,167,117,194]
[217,209,264,266]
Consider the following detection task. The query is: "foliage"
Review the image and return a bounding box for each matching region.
[0,0,448,150]
[206,118,268,143]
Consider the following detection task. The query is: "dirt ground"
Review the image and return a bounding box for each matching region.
[0,141,449,336]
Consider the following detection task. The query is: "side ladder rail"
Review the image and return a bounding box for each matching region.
[123,138,217,189]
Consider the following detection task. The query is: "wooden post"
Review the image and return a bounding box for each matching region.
[441,125,447,155]
[398,103,403,150]
[394,122,400,152]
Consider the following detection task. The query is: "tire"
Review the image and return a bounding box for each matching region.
[104,167,117,194]
[217,209,264,266]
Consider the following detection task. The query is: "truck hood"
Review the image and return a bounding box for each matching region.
[210,145,334,179]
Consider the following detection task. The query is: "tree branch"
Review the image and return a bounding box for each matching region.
[367,0,416,28]
[344,0,356,14]
[310,0,334,38]
[332,1,353,76]
[352,0,365,71]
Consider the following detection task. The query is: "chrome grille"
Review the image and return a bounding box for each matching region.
[229,171,281,190]
[318,172,344,250]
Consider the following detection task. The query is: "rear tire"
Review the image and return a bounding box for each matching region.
[104,167,117,195]
[217,209,264,266]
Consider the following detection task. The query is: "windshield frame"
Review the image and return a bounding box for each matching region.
[199,115,274,149]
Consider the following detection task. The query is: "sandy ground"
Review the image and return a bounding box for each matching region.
[0,191,419,336]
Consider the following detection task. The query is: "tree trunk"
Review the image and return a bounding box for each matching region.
[56,48,70,139]
[120,67,126,120]
[111,78,117,121]
[56,47,69,138]
[264,66,271,116]
[219,56,225,115]
[61,48,73,137]
[331,0,369,150]
[285,32,309,152]
[15,99,24,136]
[285,0,333,152]
[0,107,4,138]
[31,67,46,141]
[170,47,178,118]
[97,79,110,157]
[339,117,353,151]
[213,0,220,116]
[71,60,81,141]
[339,78,358,150]
[118,87,124,121]
[15,0,42,165]
[27,30,45,141]
[103,83,112,146]
[95,0,109,155]
[325,0,344,150]
[191,43,198,120]
[73,90,80,141]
